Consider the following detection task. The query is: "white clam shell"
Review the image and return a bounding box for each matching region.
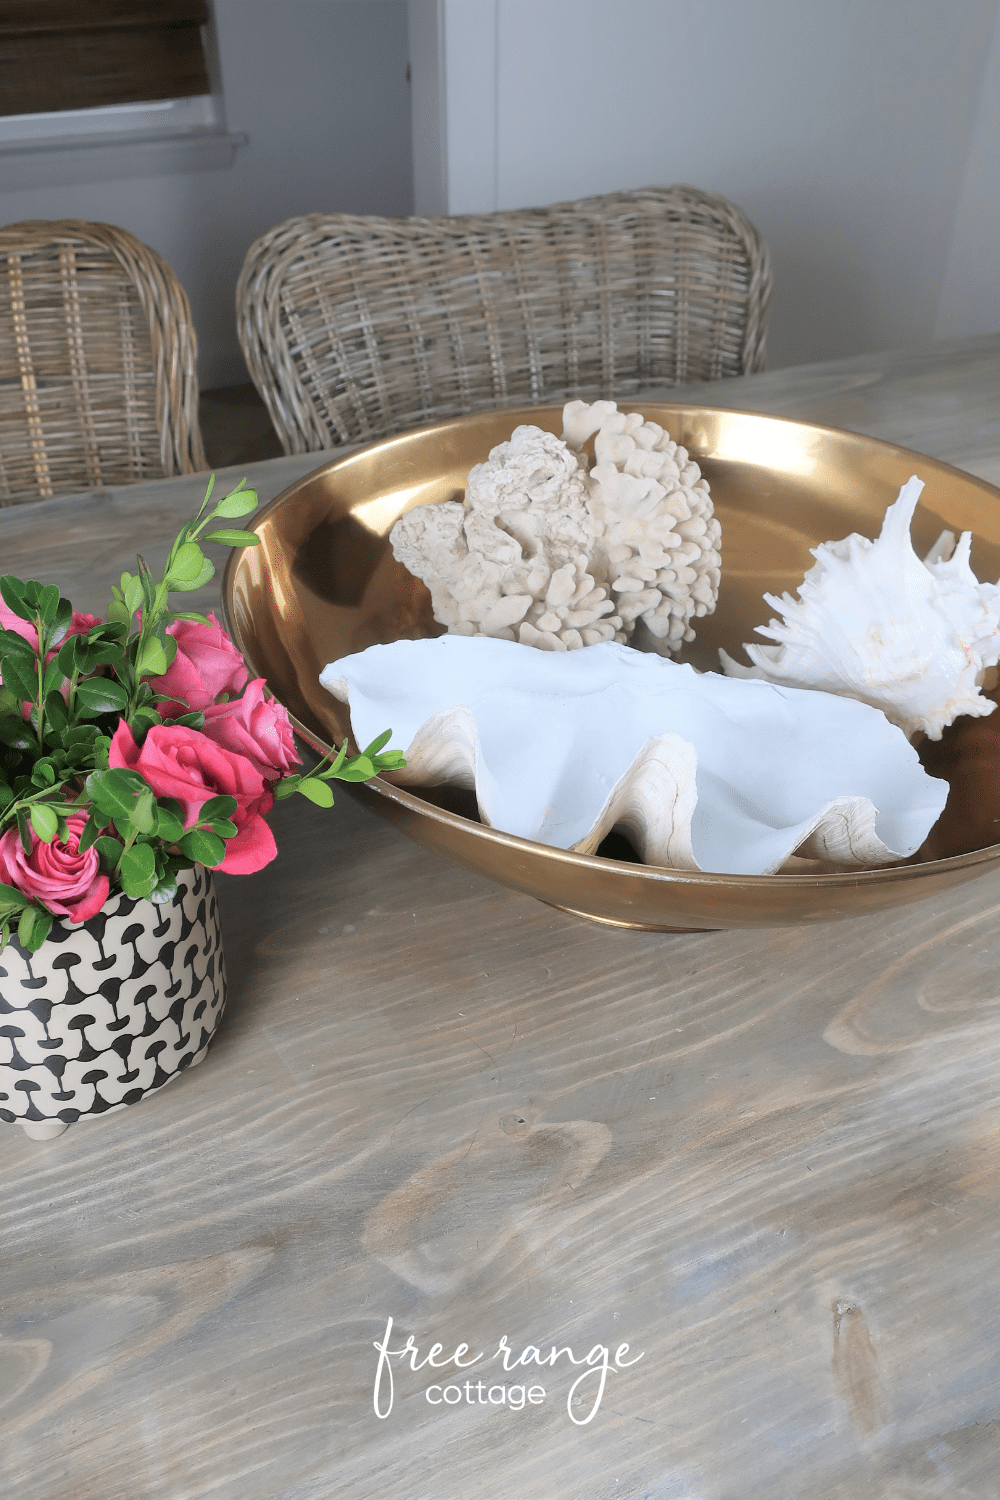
[320,637,947,876]
[721,475,1000,740]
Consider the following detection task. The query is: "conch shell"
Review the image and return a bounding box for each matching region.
[320,637,947,876]
[388,401,721,657]
[721,475,1000,740]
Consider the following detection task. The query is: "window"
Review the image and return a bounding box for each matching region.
[0,1,245,190]
[0,1,211,117]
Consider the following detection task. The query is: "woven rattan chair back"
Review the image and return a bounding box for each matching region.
[0,220,206,505]
[237,185,772,455]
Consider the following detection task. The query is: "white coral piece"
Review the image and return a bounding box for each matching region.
[720,475,1000,741]
[388,401,720,655]
[563,399,721,652]
[320,637,947,876]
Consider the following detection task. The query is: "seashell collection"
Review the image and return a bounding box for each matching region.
[326,415,1000,876]
[389,400,720,656]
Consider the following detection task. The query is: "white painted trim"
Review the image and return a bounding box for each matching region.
[442,0,498,214]
[0,128,247,192]
[408,0,448,214]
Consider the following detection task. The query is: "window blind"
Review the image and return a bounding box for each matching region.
[0,1,211,119]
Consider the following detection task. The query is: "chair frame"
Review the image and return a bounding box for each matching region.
[236,185,772,456]
[0,219,206,504]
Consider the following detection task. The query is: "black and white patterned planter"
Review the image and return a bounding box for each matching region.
[0,866,226,1140]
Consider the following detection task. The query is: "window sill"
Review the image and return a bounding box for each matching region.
[0,126,248,192]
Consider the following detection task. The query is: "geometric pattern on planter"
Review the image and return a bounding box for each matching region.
[0,865,226,1137]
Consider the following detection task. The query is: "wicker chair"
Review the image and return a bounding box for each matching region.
[236,185,772,455]
[0,220,206,505]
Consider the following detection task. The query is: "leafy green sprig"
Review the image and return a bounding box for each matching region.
[273,728,406,808]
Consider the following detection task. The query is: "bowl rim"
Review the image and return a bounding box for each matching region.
[222,400,1000,890]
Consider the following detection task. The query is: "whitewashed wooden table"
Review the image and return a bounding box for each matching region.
[2,334,1000,1500]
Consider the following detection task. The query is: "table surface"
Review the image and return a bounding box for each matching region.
[2,334,1000,1500]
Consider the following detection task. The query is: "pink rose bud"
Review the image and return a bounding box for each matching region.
[0,810,109,924]
[200,680,300,782]
[146,612,249,718]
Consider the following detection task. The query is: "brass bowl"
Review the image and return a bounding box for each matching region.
[222,404,1000,931]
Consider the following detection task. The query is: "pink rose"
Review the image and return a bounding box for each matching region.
[108,722,276,875]
[200,680,300,782]
[146,612,249,717]
[0,810,109,923]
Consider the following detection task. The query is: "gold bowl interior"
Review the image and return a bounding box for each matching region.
[222,404,1000,931]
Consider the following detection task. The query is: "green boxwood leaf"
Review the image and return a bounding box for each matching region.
[169,540,206,584]
[213,487,258,519]
[120,842,156,897]
[0,880,29,912]
[169,556,215,593]
[154,803,185,842]
[0,576,31,622]
[42,657,65,696]
[17,904,37,947]
[206,819,238,838]
[30,759,56,787]
[15,807,32,855]
[150,871,178,905]
[121,572,145,616]
[93,835,124,864]
[37,583,60,626]
[77,813,101,853]
[198,794,238,822]
[135,637,170,677]
[26,908,53,951]
[75,641,125,672]
[105,599,131,626]
[29,803,59,842]
[178,827,226,867]
[137,556,156,615]
[55,636,79,676]
[44,691,69,734]
[373,750,407,770]
[362,729,393,757]
[0,628,37,662]
[202,528,260,547]
[0,715,35,751]
[48,597,73,647]
[133,788,156,835]
[85,767,148,820]
[74,678,129,716]
[0,655,37,705]
[128,707,162,738]
[298,778,335,807]
[335,755,376,782]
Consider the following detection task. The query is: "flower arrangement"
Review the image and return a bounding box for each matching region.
[0,477,402,951]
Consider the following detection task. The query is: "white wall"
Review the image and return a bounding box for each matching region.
[0,0,413,389]
[411,0,1000,370]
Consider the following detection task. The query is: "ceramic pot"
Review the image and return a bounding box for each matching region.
[0,866,226,1140]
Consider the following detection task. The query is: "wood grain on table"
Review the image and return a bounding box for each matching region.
[1,336,1000,1500]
